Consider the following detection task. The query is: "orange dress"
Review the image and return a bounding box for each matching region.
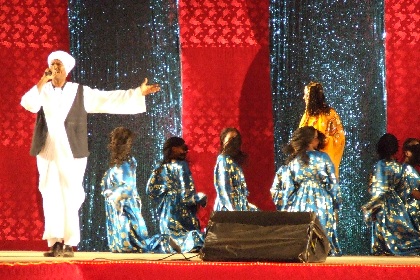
[299,108,345,179]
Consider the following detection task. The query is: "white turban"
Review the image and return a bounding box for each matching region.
[47,50,75,76]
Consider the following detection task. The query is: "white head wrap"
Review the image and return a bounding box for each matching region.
[47,50,75,76]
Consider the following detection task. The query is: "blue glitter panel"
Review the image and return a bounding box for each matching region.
[270,0,386,255]
[68,0,182,251]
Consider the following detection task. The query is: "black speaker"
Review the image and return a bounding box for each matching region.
[201,211,330,263]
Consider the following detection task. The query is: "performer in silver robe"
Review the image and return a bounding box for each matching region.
[146,137,207,253]
[271,126,342,256]
[213,127,258,211]
[362,133,420,256]
[101,127,176,253]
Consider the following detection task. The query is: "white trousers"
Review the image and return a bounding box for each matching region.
[37,156,86,247]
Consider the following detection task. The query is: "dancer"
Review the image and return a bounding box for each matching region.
[401,138,420,230]
[20,50,160,257]
[101,127,177,253]
[271,126,342,256]
[146,137,207,253]
[299,81,345,178]
[402,138,420,166]
[213,127,258,211]
[362,133,420,255]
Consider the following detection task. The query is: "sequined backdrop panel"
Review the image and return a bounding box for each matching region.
[179,0,276,227]
[68,0,182,251]
[0,0,69,249]
[270,0,386,255]
[385,0,420,143]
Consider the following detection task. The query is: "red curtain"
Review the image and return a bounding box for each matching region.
[385,0,420,142]
[179,0,276,227]
[0,0,70,250]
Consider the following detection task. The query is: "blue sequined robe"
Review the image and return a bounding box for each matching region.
[101,157,173,253]
[271,151,342,255]
[362,160,420,255]
[213,154,258,211]
[146,160,205,253]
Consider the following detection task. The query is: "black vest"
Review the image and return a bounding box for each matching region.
[30,84,89,158]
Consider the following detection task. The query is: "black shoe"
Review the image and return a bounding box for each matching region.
[43,242,63,257]
[63,245,74,257]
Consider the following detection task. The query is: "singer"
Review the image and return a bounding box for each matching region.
[20,50,161,258]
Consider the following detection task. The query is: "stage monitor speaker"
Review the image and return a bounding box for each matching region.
[201,211,330,263]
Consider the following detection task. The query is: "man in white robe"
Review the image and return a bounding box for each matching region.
[21,50,160,257]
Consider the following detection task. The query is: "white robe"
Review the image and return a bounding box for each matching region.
[21,82,146,246]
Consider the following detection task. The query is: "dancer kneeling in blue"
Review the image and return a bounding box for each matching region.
[213,127,258,211]
[101,127,177,253]
[146,137,207,253]
[271,126,342,256]
[362,133,420,256]
[401,138,420,230]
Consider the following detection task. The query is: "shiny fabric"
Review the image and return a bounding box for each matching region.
[68,0,183,251]
[146,160,205,252]
[271,151,342,255]
[270,0,387,255]
[362,160,420,256]
[101,157,173,253]
[299,109,345,178]
[213,155,259,211]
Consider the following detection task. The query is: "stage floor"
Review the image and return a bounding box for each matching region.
[1,251,420,265]
[0,251,201,263]
[2,251,420,280]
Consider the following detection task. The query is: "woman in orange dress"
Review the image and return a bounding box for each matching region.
[299,82,345,179]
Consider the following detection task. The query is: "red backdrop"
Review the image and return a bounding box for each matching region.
[178,0,276,227]
[385,0,420,142]
[1,0,419,249]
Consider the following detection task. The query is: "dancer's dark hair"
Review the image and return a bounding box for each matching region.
[305,82,331,116]
[154,136,187,174]
[283,126,318,165]
[220,127,247,166]
[108,127,135,167]
[376,133,398,160]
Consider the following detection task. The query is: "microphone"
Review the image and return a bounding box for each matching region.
[45,70,52,76]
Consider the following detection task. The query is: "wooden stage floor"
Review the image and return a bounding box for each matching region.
[1,251,420,265]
